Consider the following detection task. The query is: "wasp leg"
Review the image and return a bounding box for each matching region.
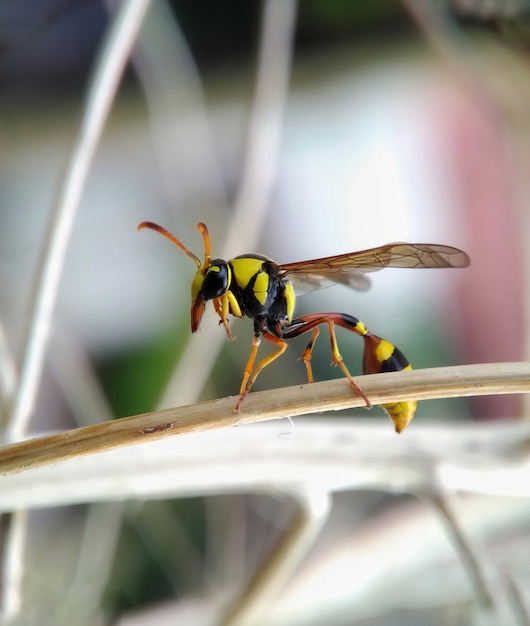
[283,314,371,408]
[213,297,233,339]
[234,328,288,412]
[284,312,417,432]
[324,314,417,432]
[235,334,261,411]
[300,327,319,383]
[247,332,288,394]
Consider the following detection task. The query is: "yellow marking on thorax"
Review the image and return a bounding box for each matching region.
[230,258,266,290]
[252,271,270,306]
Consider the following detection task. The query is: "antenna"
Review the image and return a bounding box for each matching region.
[137,221,212,271]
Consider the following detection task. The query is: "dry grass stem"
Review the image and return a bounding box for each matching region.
[0,361,528,477]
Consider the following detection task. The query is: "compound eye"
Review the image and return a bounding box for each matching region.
[201,262,230,300]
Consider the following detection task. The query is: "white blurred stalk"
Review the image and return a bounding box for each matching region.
[0,510,27,620]
[0,321,16,428]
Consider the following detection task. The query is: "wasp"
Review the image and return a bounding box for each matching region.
[138,221,470,432]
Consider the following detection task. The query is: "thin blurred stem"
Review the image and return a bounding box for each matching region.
[205,495,247,593]
[508,133,530,419]
[402,0,472,73]
[402,1,511,115]
[159,0,298,408]
[221,489,331,626]
[50,327,115,427]
[129,0,229,208]
[0,325,18,619]
[227,0,298,246]
[427,493,495,610]
[505,571,530,626]
[0,320,16,428]
[65,502,124,623]
[5,0,152,442]
[0,510,28,621]
[127,501,205,594]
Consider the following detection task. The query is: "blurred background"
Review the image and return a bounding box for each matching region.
[0,1,529,625]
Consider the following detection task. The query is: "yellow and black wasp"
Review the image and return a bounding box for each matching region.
[138,221,470,432]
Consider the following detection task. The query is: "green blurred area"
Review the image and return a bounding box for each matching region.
[95,321,186,418]
[105,499,207,614]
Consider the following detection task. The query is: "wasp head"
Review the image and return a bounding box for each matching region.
[137,221,220,333]
[190,260,231,332]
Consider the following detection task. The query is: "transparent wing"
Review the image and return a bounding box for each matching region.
[280,243,470,292]
[287,270,373,295]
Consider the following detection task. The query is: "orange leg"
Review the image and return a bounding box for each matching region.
[237,334,261,398]
[300,327,319,383]
[285,314,370,407]
[213,297,232,339]
[234,327,288,412]
[213,291,244,340]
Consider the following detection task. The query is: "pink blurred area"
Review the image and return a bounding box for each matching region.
[435,83,524,420]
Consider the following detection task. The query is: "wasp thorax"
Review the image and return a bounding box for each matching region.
[199,260,231,301]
